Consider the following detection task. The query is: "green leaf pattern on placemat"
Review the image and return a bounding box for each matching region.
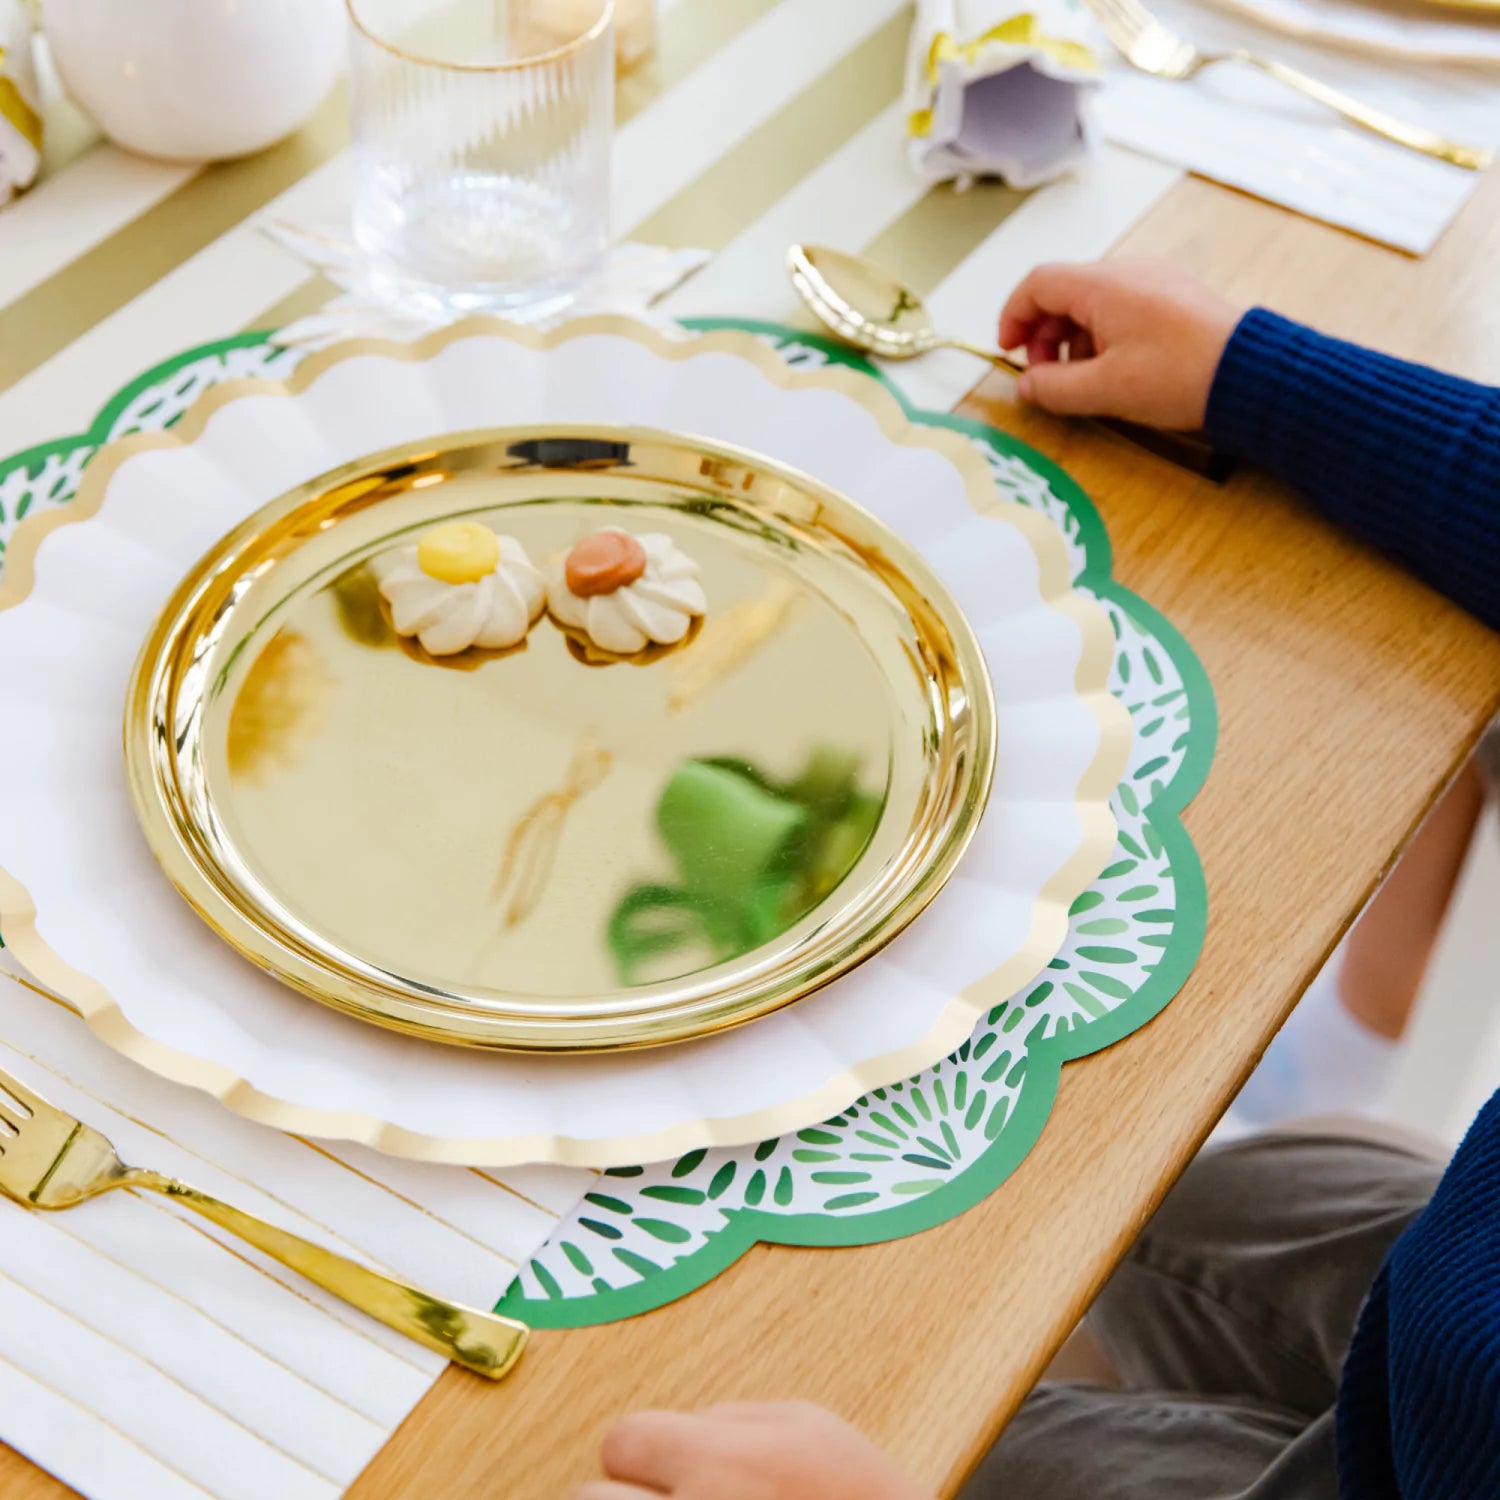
[0,321,1213,1333]
[0,337,299,559]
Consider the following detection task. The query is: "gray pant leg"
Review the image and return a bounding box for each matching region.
[962,1133,1439,1500]
[962,1386,1331,1500]
[1092,1133,1440,1418]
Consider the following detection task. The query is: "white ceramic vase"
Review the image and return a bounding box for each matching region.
[0,0,42,202]
[42,0,343,162]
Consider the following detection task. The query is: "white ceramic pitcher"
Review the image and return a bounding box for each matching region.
[43,0,343,161]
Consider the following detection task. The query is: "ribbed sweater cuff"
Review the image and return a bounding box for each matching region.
[1205,308,1500,633]
[1203,308,1475,476]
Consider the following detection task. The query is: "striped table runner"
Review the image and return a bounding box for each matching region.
[0,0,1181,448]
[0,4,1181,1497]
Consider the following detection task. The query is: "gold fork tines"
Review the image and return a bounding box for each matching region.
[1091,0,1197,76]
[0,1064,529,1379]
[0,1068,123,1207]
[1085,0,1492,170]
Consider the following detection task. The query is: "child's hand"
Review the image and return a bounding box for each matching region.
[1000,259,1242,430]
[578,1401,930,1500]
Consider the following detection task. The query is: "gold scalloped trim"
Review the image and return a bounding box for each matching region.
[0,316,1130,1167]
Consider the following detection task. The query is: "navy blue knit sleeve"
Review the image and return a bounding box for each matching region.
[1336,1091,1500,1500]
[1205,309,1500,633]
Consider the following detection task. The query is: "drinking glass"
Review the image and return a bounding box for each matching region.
[346,0,614,318]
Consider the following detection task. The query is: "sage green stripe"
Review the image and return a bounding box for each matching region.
[862,178,1032,299]
[0,85,350,395]
[632,8,911,252]
[3,0,782,394]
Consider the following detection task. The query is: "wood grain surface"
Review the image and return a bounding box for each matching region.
[8,169,1500,1500]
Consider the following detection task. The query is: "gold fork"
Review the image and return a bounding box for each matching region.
[1087,0,1492,171]
[0,1064,529,1379]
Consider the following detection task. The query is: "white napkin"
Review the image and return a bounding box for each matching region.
[1092,0,1500,254]
[905,0,1104,188]
[0,0,41,206]
[263,222,710,349]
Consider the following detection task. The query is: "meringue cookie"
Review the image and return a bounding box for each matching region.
[378,524,544,656]
[548,530,706,655]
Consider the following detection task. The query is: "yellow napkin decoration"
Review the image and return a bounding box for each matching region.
[926,13,1099,90]
[906,0,1101,187]
[0,50,39,150]
[0,5,42,206]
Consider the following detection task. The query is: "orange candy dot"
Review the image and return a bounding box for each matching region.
[565,531,648,597]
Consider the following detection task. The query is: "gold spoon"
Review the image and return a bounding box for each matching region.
[788,244,1026,376]
[786,243,1227,479]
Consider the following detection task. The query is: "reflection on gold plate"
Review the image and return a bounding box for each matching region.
[225,630,337,784]
[558,612,705,667]
[125,427,996,1051]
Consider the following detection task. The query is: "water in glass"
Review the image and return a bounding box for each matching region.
[347,0,614,317]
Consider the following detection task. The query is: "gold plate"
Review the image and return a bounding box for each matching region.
[126,426,996,1052]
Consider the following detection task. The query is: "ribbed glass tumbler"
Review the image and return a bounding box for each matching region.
[346,0,614,317]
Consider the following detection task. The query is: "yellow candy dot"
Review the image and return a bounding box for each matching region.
[416,522,501,584]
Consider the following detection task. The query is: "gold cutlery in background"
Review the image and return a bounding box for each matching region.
[0,1064,529,1379]
[1087,0,1492,170]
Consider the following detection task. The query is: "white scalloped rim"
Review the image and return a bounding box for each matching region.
[0,318,1128,1167]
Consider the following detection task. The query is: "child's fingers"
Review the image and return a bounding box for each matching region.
[998,310,1035,353]
[601,1410,702,1488]
[999,262,1097,348]
[1067,328,1096,362]
[698,1401,795,1422]
[1025,334,1054,369]
[1016,350,1122,417]
[1025,313,1075,369]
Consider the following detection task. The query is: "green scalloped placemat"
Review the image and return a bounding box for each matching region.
[0,318,1214,1332]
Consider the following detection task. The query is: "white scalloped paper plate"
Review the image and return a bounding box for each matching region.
[0,319,1127,1167]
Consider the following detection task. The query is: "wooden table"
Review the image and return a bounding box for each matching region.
[6,35,1500,1500]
